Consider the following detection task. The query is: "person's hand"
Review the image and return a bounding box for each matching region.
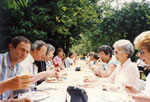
[5,75,34,90]
[125,85,140,94]
[94,71,101,77]
[60,66,65,70]
[96,59,103,67]
[92,67,101,77]
[45,70,59,79]
[131,94,150,102]
[89,65,96,70]
[131,95,141,102]
[8,97,33,102]
[22,98,32,102]
[53,68,60,72]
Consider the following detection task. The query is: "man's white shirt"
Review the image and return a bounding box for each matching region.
[64,57,73,68]
[17,54,38,75]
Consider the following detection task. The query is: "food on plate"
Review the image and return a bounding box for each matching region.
[46,77,64,83]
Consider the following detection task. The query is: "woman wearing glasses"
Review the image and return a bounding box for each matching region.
[108,39,140,88]
[127,31,150,102]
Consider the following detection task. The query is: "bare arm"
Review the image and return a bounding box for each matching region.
[132,95,150,102]
[34,70,58,82]
[0,81,10,94]
[100,64,116,78]
[0,75,33,94]
[0,100,7,102]
[0,98,32,102]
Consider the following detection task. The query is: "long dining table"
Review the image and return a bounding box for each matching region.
[23,66,135,102]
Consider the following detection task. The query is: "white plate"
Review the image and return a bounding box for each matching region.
[46,77,63,83]
[20,91,49,101]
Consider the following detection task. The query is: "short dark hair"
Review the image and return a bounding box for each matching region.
[93,54,99,60]
[31,40,47,51]
[68,52,74,57]
[56,48,63,55]
[97,45,113,57]
[10,36,31,48]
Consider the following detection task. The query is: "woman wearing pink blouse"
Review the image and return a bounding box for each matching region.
[53,48,65,70]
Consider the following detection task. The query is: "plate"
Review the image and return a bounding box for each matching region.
[46,77,63,83]
[20,91,49,101]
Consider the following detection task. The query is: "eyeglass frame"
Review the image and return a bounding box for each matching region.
[113,50,125,55]
[138,49,145,55]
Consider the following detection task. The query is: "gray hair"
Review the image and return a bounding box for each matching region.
[89,52,95,56]
[46,43,55,55]
[113,39,134,58]
[31,40,47,51]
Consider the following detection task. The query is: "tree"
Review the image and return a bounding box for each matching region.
[70,0,113,54]
[99,2,150,46]
[0,0,34,10]
[0,0,102,54]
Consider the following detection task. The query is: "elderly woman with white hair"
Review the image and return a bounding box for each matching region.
[108,39,140,88]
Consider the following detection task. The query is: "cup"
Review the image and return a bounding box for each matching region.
[19,72,35,92]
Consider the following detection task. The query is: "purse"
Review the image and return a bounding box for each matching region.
[66,86,88,102]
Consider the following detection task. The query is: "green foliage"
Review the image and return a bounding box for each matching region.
[0,0,34,9]
[70,0,112,54]
[99,2,150,45]
[0,0,102,54]
[1,0,150,56]
[71,2,150,55]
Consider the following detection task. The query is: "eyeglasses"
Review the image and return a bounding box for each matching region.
[138,49,144,55]
[113,50,124,55]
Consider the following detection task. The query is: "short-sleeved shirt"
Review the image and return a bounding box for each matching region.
[64,57,73,68]
[103,56,119,70]
[53,56,63,67]
[0,52,19,100]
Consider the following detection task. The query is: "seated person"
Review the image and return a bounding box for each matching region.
[87,40,140,91]
[72,52,78,65]
[14,40,58,97]
[126,31,150,102]
[45,44,55,70]
[93,53,99,65]
[53,48,65,70]
[81,53,87,60]
[35,43,55,84]
[92,45,119,78]
[87,52,95,63]
[17,40,57,83]
[0,36,32,100]
[109,39,139,89]
[64,52,75,68]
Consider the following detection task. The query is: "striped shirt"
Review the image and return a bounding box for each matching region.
[0,52,19,100]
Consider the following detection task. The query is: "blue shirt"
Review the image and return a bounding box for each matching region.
[103,56,119,70]
[0,52,19,100]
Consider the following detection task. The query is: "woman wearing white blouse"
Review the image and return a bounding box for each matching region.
[108,39,140,88]
[128,31,150,102]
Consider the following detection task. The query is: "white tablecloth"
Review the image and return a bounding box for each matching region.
[34,70,135,102]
